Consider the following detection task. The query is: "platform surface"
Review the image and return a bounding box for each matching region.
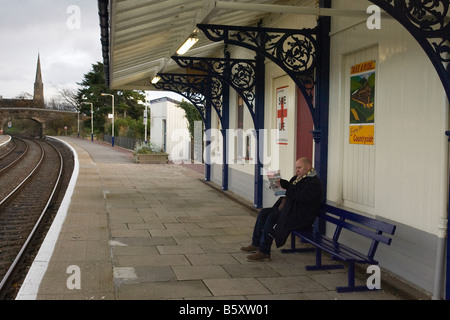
[17,136,405,300]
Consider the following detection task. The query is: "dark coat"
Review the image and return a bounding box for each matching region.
[273,173,322,248]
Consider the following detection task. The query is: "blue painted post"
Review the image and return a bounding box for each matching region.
[222,54,230,191]
[221,109,229,190]
[254,45,265,208]
[314,1,331,234]
[204,100,211,181]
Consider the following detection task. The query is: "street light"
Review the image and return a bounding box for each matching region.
[139,99,150,144]
[144,102,148,144]
[101,93,115,147]
[77,108,80,138]
[81,102,94,142]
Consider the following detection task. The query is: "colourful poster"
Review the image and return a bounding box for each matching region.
[349,60,375,145]
[276,86,288,145]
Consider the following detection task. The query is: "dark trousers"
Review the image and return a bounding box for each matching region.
[251,207,279,254]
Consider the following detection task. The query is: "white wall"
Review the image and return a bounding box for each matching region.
[205,0,448,246]
[207,0,449,292]
[150,97,189,161]
[327,0,448,236]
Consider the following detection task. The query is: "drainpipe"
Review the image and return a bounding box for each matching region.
[435,94,449,300]
[433,217,447,300]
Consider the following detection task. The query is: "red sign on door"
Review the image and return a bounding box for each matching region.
[276,86,288,145]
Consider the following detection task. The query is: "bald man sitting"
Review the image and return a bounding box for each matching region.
[241,158,322,261]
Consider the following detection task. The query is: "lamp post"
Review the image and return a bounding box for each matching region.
[101,93,115,147]
[145,102,148,144]
[77,108,80,138]
[81,102,94,142]
[139,99,149,144]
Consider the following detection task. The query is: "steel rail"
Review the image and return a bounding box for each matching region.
[0,138,17,160]
[0,139,64,294]
[0,140,43,207]
[0,138,29,175]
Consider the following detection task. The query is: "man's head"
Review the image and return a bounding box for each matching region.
[295,157,312,177]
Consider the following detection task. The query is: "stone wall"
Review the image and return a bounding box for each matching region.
[0,98,35,109]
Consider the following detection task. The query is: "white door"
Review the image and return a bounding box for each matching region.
[342,46,378,213]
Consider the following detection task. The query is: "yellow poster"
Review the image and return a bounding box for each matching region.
[350,60,375,145]
[349,125,374,145]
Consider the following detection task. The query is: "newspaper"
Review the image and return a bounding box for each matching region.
[266,169,286,196]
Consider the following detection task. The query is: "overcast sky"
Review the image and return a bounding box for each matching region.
[0,0,180,102]
[0,1,102,100]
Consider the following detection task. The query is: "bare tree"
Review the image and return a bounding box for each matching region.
[14,92,33,100]
[48,82,79,111]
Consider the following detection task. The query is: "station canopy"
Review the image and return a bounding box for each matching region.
[99,0,338,91]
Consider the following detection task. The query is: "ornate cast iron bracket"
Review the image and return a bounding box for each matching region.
[197,23,318,127]
[171,56,258,126]
[369,0,450,101]
[153,80,207,123]
[157,73,225,126]
[153,75,216,183]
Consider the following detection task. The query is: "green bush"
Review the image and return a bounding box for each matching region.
[106,117,146,139]
[133,142,165,155]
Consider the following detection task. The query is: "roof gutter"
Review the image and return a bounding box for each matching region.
[98,0,110,87]
[214,1,392,19]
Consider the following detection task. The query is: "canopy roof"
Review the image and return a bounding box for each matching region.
[99,0,350,91]
[98,0,389,91]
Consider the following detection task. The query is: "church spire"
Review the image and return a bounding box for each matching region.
[33,53,44,108]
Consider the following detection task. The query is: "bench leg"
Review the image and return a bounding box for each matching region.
[335,261,376,293]
[280,233,315,253]
[305,247,345,271]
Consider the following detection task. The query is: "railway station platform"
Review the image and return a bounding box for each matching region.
[0,135,11,148]
[15,136,418,301]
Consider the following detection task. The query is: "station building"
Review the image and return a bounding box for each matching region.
[98,0,450,298]
[149,96,190,161]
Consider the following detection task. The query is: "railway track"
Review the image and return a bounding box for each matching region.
[0,137,73,299]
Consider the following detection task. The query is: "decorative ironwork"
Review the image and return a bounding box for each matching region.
[157,73,225,125]
[152,80,207,123]
[369,0,450,100]
[172,56,258,124]
[198,24,318,126]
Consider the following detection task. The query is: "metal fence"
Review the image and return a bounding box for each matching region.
[103,134,144,151]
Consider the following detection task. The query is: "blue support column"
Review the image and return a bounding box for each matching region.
[314,0,331,234]
[204,100,211,181]
[171,56,255,192]
[221,51,230,190]
[254,44,265,208]
[221,111,229,190]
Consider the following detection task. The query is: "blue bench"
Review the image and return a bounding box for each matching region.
[281,204,396,293]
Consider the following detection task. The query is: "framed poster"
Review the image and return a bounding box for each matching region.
[276,86,288,145]
[349,60,375,145]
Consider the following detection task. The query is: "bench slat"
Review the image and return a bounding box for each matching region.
[323,214,392,245]
[325,205,396,235]
[294,230,376,264]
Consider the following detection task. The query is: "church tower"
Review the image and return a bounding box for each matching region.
[33,53,45,108]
